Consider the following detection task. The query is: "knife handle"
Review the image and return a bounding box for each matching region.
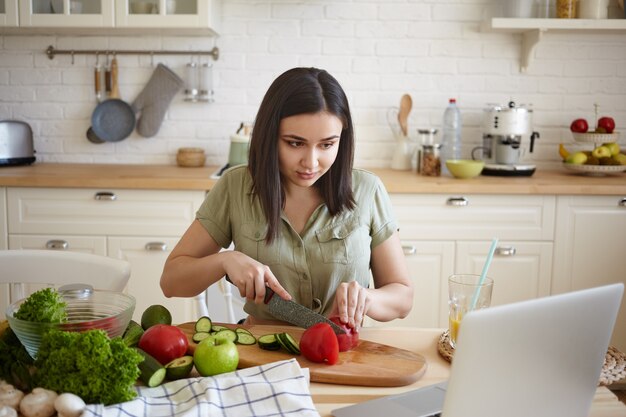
[224,274,275,304]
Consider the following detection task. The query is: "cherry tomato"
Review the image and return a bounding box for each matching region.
[330,317,359,352]
[138,324,189,365]
[299,323,339,365]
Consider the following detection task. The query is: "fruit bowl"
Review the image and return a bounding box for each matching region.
[446,159,485,179]
[6,289,135,359]
[572,132,620,144]
[562,163,626,176]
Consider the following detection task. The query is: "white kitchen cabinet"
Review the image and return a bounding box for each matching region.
[552,195,626,352]
[115,0,220,33]
[0,187,7,250]
[0,0,19,26]
[6,187,206,323]
[18,0,115,27]
[368,194,555,329]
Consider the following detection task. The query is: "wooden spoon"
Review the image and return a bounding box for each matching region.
[398,94,412,137]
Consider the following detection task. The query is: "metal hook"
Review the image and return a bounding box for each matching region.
[95,52,100,67]
[70,50,75,65]
[150,51,154,67]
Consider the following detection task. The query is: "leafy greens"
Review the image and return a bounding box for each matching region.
[14,288,67,323]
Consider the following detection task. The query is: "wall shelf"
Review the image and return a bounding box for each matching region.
[481,18,626,73]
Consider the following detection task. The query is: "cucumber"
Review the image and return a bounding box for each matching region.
[234,329,256,345]
[210,325,228,333]
[192,331,211,343]
[215,328,238,343]
[135,348,166,388]
[122,320,144,347]
[276,332,300,355]
[165,355,194,380]
[194,316,212,333]
[258,334,281,351]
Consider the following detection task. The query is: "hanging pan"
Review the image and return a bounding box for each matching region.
[89,57,136,143]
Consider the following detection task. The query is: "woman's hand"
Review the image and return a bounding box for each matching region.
[223,251,291,304]
[329,281,370,331]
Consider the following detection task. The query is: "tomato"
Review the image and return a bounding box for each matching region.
[138,324,189,365]
[329,317,359,352]
[570,118,588,133]
[597,117,615,134]
[299,323,339,365]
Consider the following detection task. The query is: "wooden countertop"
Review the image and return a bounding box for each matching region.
[0,163,624,195]
[311,327,626,417]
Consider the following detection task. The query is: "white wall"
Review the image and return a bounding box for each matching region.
[0,0,625,170]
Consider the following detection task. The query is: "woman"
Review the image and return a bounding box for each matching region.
[161,67,412,330]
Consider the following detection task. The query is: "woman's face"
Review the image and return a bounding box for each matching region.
[278,111,343,189]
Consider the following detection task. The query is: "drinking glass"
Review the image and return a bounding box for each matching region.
[448,274,494,348]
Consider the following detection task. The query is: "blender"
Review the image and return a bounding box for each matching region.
[472,101,540,177]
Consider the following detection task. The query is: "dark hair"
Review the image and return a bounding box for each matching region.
[248,67,355,244]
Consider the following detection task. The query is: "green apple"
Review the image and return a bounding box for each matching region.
[613,153,626,166]
[602,142,620,157]
[565,151,587,165]
[193,335,239,377]
[591,146,612,159]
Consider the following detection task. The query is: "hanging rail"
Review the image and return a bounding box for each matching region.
[45,45,219,61]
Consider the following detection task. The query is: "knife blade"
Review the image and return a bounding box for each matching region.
[224,275,345,334]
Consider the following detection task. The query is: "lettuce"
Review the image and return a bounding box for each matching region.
[14,288,67,323]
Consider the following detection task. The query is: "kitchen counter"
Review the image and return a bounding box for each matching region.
[0,163,624,195]
[310,327,626,417]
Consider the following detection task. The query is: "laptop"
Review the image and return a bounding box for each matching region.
[332,283,624,417]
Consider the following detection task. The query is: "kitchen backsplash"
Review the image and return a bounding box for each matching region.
[0,0,624,169]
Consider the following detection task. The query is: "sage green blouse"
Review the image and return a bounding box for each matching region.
[196,165,398,320]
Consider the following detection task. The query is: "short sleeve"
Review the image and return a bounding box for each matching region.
[369,176,398,249]
[196,173,233,249]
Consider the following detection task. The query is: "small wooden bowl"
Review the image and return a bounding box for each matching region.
[176,147,206,167]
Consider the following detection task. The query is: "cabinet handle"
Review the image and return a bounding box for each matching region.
[402,245,417,255]
[94,192,117,201]
[46,240,69,250]
[145,242,168,251]
[495,246,516,256]
[446,197,468,207]
[619,198,626,207]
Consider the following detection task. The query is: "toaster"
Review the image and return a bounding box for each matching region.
[0,120,36,166]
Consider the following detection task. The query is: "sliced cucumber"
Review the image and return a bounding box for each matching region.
[215,328,238,343]
[210,325,228,333]
[235,327,253,336]
[276,332,300,355]
[194,316,212,333]
[135,348,166,388]
[165,355,194,380]
[235,331,256,345]
[192,331,211,343]
[258,333,281,351]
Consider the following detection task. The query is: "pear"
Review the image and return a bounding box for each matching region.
[592,145,612,159]
[565,151,587,165]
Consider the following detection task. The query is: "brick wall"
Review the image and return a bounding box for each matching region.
[0,0,624,170]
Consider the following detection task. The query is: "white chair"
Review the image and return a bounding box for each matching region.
[0,250,131,317]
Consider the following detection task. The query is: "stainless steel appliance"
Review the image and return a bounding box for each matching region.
[0,120,36,167]
[472,101,539,177]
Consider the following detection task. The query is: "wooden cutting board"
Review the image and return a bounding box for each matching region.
[178,322,427,387]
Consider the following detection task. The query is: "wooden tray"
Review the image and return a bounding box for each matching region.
[178,322,427,387]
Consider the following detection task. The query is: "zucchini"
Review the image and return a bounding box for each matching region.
[194,316,212,333]
[276,332,300,355]
[122,320,144,347]
[215,328,238,343]
[258,334,281,351]
[165,355,194,380]
[192,331,211,343]
[234,330,256,345]
[134,348,166,388]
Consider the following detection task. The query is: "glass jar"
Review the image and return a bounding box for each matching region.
[419,144,442,177]
[556,0,576,18]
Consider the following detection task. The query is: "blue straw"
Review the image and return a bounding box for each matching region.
[470,237,498,310]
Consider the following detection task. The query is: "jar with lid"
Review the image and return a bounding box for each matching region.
[419,143,442,177]
[556,0,576,18]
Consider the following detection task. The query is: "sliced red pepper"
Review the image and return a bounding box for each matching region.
[299,323,339,365]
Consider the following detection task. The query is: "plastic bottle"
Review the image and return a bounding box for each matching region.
[441,98,462,175]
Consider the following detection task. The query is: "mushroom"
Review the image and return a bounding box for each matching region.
[0,406,18,417]
[54,393,86,417]
[19,388,57,417]
[0,382,24,410]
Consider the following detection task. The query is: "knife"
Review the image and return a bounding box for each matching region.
[224,276,345,334]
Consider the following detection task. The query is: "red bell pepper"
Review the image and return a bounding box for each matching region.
[299,323,339,365]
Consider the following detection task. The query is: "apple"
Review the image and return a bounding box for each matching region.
[592,145,612,159]
[597,117,615,134]
[570,118,589,133]
[565,152,587,165]
[193,335,239,377]
[613,153,626,166]
[602,142,620,156]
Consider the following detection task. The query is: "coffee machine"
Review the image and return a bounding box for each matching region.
[473,101,540,176]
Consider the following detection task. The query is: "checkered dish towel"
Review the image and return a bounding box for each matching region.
[82,359,320,417]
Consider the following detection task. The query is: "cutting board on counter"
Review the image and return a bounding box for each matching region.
[178,322,427,387]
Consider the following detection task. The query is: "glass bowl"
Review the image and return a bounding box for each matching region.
[6,289,135,359]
